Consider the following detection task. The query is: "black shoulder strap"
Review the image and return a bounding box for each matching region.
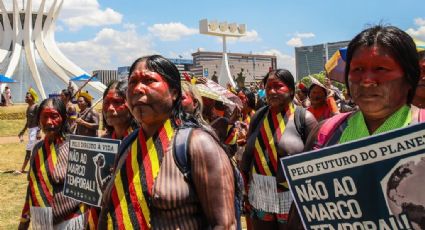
[294,106,307,144]
[172,127,194,181]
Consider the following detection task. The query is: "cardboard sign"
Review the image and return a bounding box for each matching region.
[64,135,120,207]
[281,122,425,230]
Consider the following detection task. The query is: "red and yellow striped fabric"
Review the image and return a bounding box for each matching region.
[25,139,59,212]
[251,105,294,177]
[87,127,135,230]
[106,119,174,229]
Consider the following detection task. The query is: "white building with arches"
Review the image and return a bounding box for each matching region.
[0,0,105,102]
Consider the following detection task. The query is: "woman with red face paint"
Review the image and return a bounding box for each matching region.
[288,25,424,229]
[240,69,317,230]
[307,78,339,122]
[19,98,86,230]
[101,80,138,140]
[85,80,139,230]
[98,55,236,229]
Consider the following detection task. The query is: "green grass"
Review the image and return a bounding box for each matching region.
[0,119,26,136]
[0,142,28,229]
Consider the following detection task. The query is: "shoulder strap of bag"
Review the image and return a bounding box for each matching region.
[172,127,194,181]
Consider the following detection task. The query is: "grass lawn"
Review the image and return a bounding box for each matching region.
[0,142,28,229]
[0,119,25,137]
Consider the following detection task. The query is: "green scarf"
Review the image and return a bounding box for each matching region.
[339,105,411,144]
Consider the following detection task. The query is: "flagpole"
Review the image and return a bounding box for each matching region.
[72,74,98,99]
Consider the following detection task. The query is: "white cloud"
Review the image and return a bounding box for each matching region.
[407,17,425,40]
[148,22,198,41]
[61,8,122,31]
[58,27,155,72]
[1,0,122,31]
[260,49,296,75]
[286,32,316,47]
[286,37,303,47]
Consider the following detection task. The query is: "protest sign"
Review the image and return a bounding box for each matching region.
[281,122,425,230]
[64,135,120,207]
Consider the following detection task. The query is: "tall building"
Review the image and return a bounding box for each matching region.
[167,58,193,75]
[295,40,349,81]
[191,51,276,86]
[93,70,118,86]
[0,0,105,102]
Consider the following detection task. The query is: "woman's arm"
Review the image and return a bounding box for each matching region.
[189,129,236,229]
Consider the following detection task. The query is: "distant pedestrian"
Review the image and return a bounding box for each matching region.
[75,91,99,137]
[59,89,77,134]
[18,88,41,173]
[4,86,13,106]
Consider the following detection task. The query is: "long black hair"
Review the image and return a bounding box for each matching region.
[262,69,296,99]
[345,25,420,104]
[102,80,139,135]
[128,55,201,128]
[237,87,256,110]
[36,98,68,138]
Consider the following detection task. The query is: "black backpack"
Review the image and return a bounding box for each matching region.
[172,127,244,230]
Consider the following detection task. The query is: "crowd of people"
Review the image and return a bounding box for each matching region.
[12,24,425,229]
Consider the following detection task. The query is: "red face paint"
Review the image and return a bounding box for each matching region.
[266,79,290,95]
[103,89,127,113]
[127,61,176,125]
[128,70,171,98]
[181,91,194,108]
[238,91,248,105]
[349,46,404,84]
[40,107,63,132]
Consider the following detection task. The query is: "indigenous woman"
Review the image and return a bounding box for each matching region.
[98,55,235,229]
[289,25,423,229]
[101,80,138,140]
[181,81,208,126]
[307,79,339,122]
[231,87,256,147]
[86,80,138,229]
[240,69,317,230]
[19,98,86,230]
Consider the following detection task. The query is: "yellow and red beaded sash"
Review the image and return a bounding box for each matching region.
[251,105,294,176]
[21,138,87,224]
[107,119,174,229]
[242,110,255,126]
[28,139,59,208]
[224,110,256,145]
[87,127,135,230]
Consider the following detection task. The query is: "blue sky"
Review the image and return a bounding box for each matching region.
[42,0,425,74]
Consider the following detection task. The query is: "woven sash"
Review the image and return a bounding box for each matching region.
[107,119,174,229]
[224,110,256,145]
[248,105,294,214]
[251,105,294,176]
[87,127,135,230]
[29,139,59,208]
